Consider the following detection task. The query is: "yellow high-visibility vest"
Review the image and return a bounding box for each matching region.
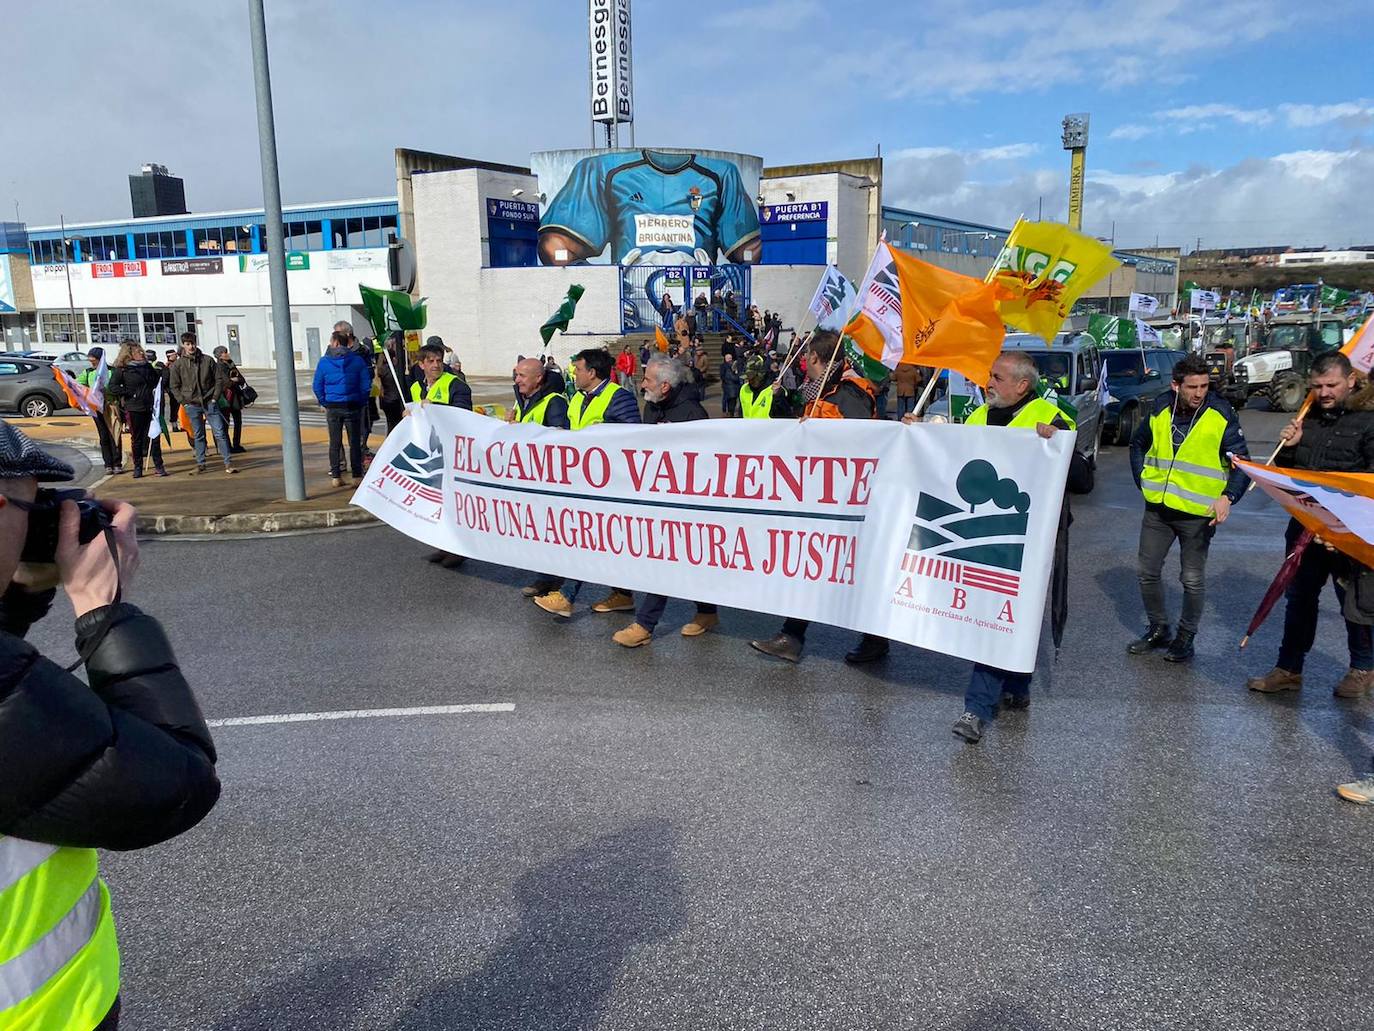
[0,835,120,1030]
[410,373,457,404]
[569,382,622,430]
[965,396,1074,430]
[519,394,556,425]
[738,382,773,419]
[1140,405,1229,515]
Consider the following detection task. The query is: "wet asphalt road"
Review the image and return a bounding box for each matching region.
[21,406,1374,1031]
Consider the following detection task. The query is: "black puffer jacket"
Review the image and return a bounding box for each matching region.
[0,591,220,850]
[1276,398,1374,473]
[643,383,709,424]
[107,360,162,413]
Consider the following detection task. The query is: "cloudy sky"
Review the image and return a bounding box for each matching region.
[10,0,1371,250]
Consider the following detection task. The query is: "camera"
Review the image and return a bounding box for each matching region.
[20,488,113,564]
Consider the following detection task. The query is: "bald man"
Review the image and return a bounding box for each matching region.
[508,358,571,429]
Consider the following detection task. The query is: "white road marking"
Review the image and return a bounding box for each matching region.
[208,703,514,727]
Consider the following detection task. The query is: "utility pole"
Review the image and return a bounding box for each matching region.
[59,215,78,345]
[248,0,306,502]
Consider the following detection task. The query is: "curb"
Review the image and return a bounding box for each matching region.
[137,506,378,536]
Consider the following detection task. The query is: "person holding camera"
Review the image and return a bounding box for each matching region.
[0,420,221,1030]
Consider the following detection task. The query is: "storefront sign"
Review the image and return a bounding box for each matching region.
[90,260,147,279]
[238,252,310,273]
[324,250,386,271]
[161,257,223,276]
[486,199,540,223]
[760,202,828,225]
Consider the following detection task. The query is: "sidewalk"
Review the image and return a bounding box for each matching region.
[9,415,381,536]
[241,368,518,411]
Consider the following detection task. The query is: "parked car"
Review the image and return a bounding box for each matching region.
[0,358,72,418]
[1100,348,1189,445]
[24,349,88,377]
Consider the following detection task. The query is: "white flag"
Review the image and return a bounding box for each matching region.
[807,265,858,332]
[1128,292,1159,316]
[84,351,109,410]
[1136,319,1161,345]
[1190,289,1221,311]
[851,242,904,369]
[149,381,163,440]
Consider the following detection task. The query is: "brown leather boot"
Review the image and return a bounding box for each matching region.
[1247,667,1302,694]
[1334,668,1374,699]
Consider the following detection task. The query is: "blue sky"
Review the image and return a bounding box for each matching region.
[11,0,1371,250]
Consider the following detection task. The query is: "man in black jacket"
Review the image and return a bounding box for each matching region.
[611,356,720,647]
[1249,351,1374,699]
[1126,353,1250,663]
[0,420,220,1029]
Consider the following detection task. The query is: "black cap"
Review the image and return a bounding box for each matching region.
[86,347,103,359]
[425,335,444,348]
[0,420,75,482]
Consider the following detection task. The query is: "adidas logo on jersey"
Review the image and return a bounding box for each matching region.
[628,192,644,202]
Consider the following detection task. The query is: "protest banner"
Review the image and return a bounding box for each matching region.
[355,408,1074,672]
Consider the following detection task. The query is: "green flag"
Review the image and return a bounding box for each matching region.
[540,285,585,344]
[1087,314,1138,349]
[1037,380,1078,422]
[1321,285,1354,308]
[360,285,427,339]
[841,334,890,385]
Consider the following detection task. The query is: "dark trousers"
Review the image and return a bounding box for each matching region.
[91,413,119,470]
[380,398,405,435]
[325,404,365,478]
[722,390,739,418]
[1277,521,1374,672]
[636,595,716,633]
[223,405,243,450]
[965,663,1032,721]
[126,410,164,472]
[781,617,809,640]
[1137,505,1215,635]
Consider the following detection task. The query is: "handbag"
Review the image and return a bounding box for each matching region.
[239,383,259,407]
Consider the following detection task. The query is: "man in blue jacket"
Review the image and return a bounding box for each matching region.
[1127,352,1249,663]
[312,329,373,488]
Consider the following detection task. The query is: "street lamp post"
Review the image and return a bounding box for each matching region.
[248,0,306,502]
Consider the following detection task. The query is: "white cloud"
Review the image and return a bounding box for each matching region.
[1108,124,1156,141]
[890,143,1039,163]
[1278,101,1374,128]
[705,0,822,30]
[1159,104,1274,127]
[883,146,1374,249]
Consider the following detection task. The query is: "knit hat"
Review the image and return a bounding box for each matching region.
[0,420,75,482]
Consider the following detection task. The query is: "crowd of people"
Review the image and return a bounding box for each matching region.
[74,333,251,479]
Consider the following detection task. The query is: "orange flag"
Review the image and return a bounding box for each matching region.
[843,242,1006,385]
[1236,456,1374,568]
[52,366,95,415]
[654,325,671,353]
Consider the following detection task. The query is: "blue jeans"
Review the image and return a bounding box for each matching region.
[635,595,716,633]
[1277,522,1374,672]
[183,403,231,468]
[964,663,1032,721]
[896,395,917,419]
[559,581,629,605]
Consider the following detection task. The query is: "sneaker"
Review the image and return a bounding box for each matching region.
[1000,693,1030,712]
[331,477,344,488]
[533,592,574,618]
[613,623,653,648]
[748,632,802,663]
[591,590,635,613]
[1336,773,1374,805]
[131,468,143,480]
[1127,623,1172,655]
[681,612,720,637]
[1163,630,1195,664]
[952,712,983,743]
[225,465,239,475]
[230,445,247,454]
[155,467,169,477]
[1334,668,1374,699]
[104,466,116,476]
[187,465,206,477]
[1247,667,1302,694]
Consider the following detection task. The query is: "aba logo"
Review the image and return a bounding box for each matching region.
[368,424,444,521]
[895,459,1029,615]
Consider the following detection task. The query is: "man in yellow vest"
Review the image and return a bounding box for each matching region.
[1127,352,1248,663]
[409,342,473,569]
[508,358,572,600]
[534,348,641,617]
[738,355,783,419]
[911,351,1091,743]
[0,421,220,1030]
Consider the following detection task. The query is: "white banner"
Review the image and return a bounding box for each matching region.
[355,408,1073,672]
[1128,292,1159,316]
[1190,288,1221,310]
